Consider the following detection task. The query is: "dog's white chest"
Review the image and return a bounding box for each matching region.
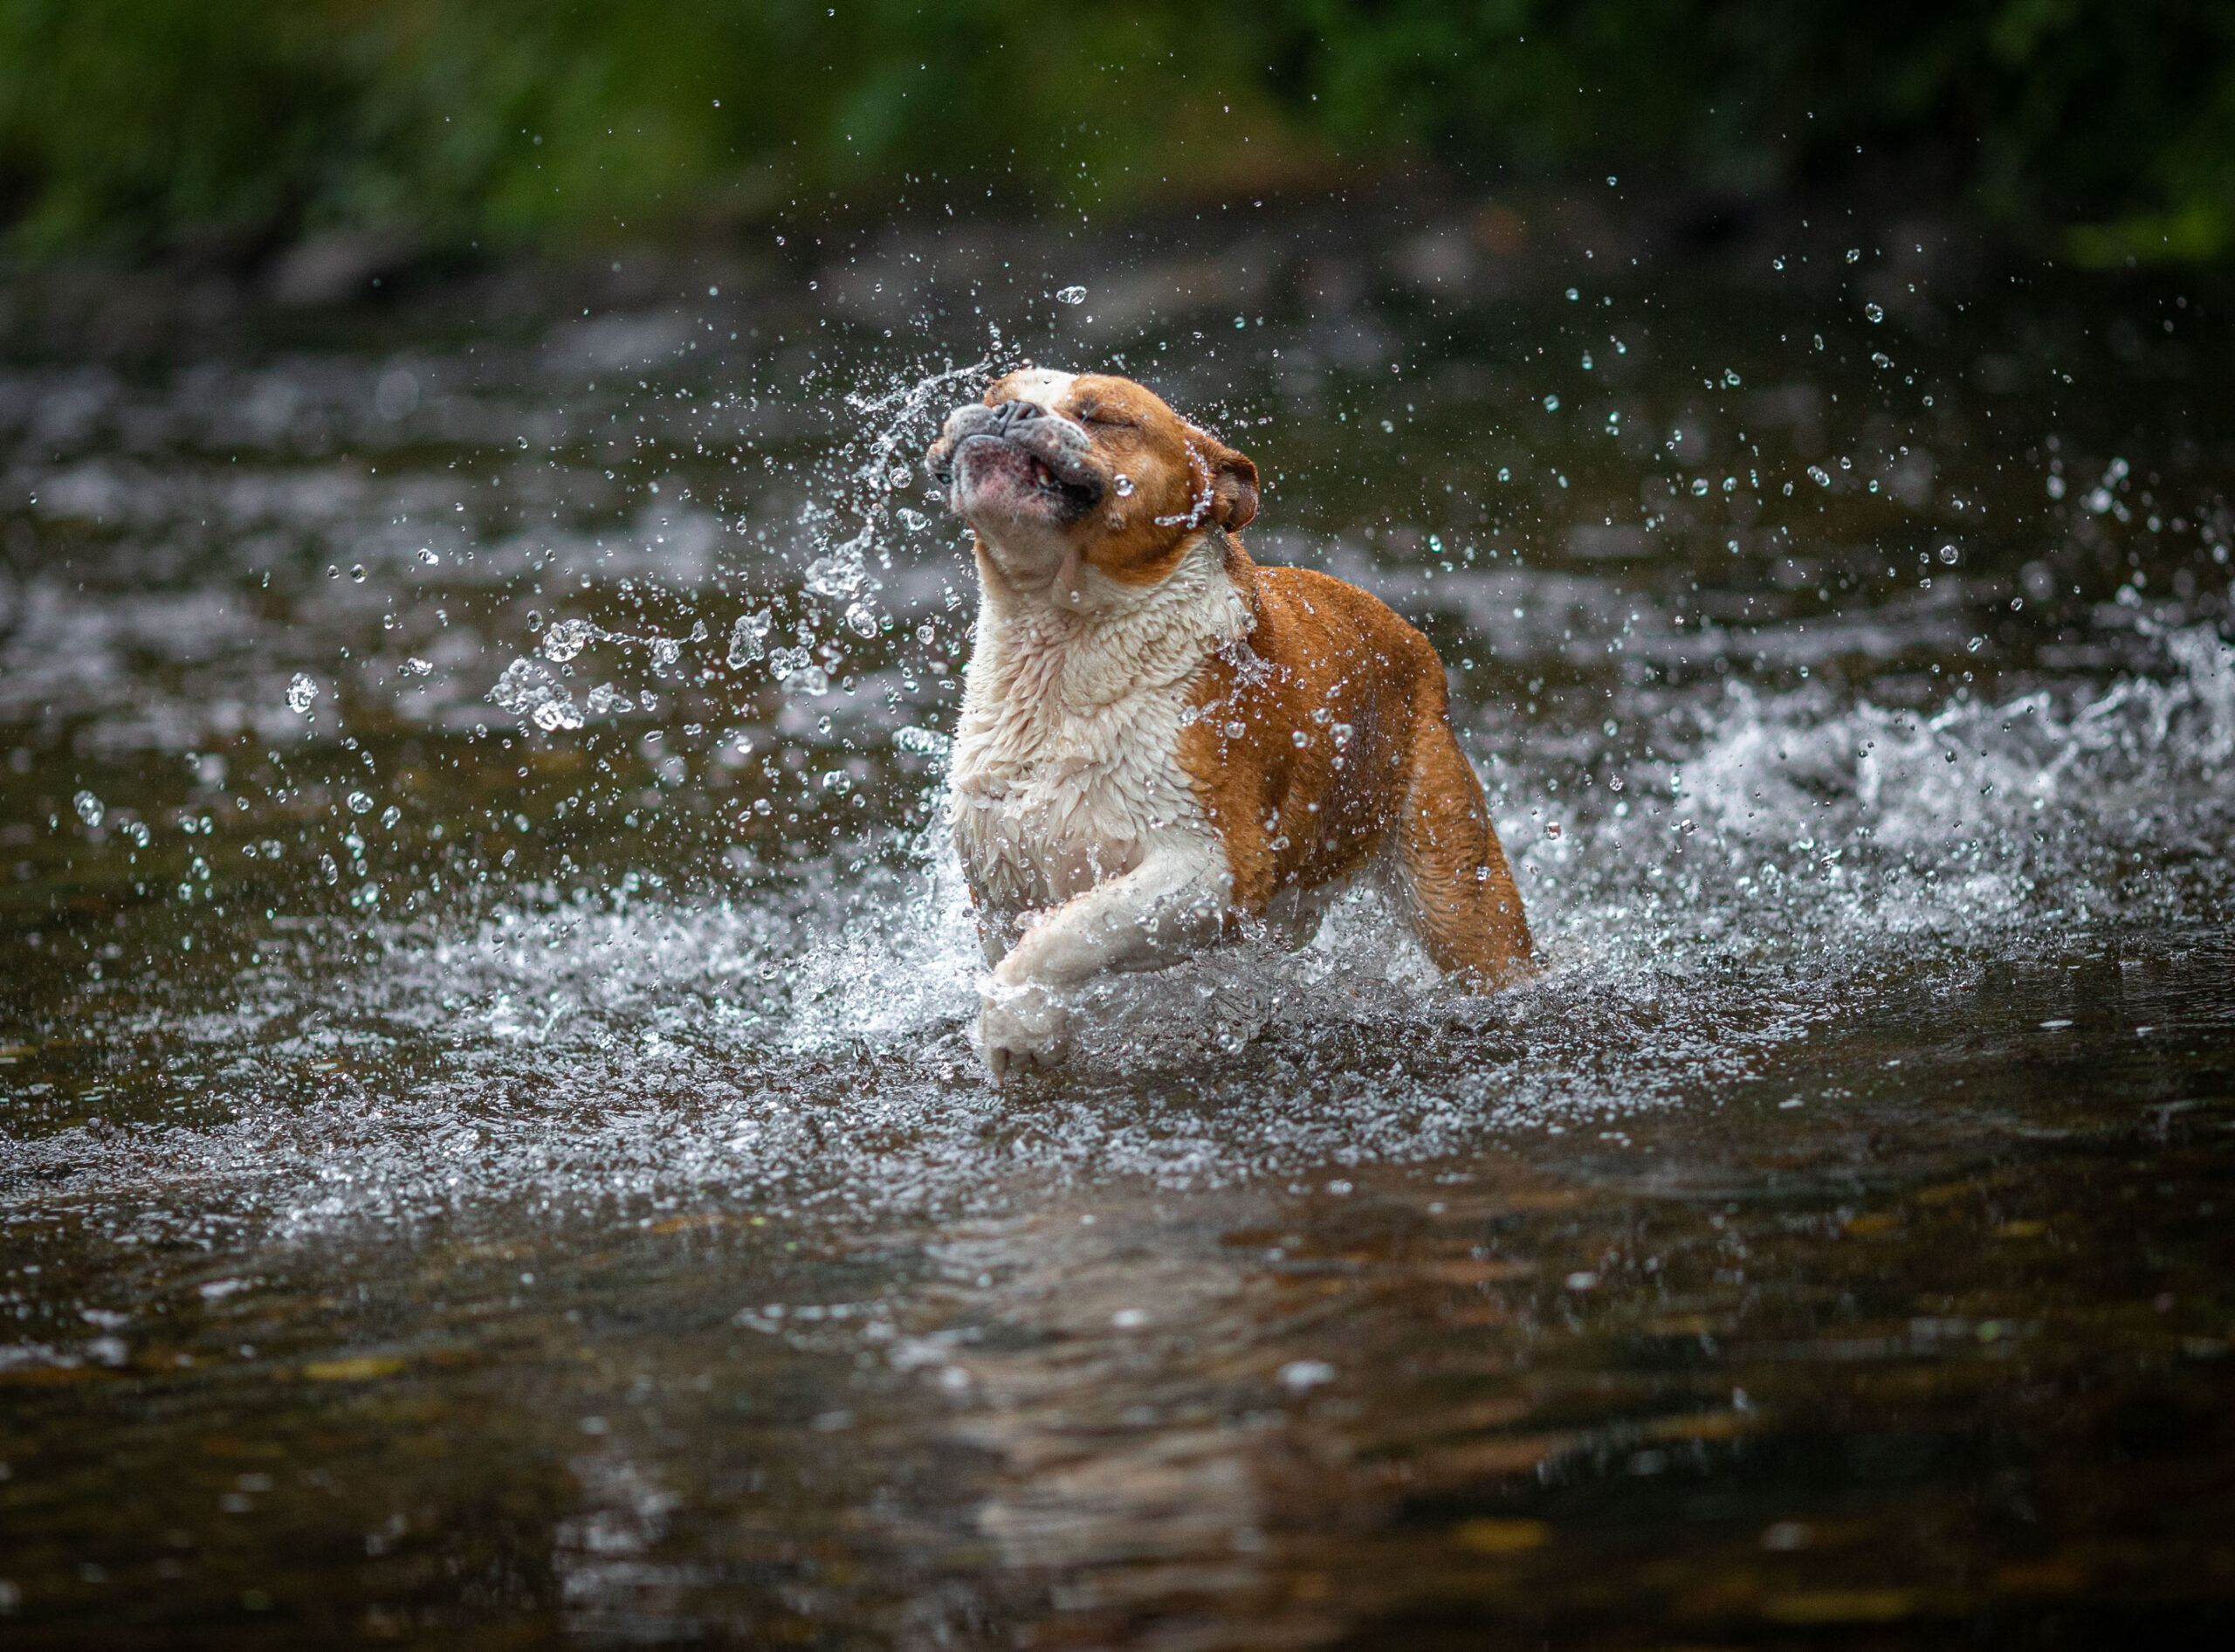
[948,543,1245,918]
[950,675,1193,912]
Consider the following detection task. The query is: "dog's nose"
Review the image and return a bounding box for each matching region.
[989,398,1041,431]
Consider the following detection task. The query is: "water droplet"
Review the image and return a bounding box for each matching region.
[770,648,828,696]
[1056,285,1087,305]
[402,657,432,676]
[285,673,320,714]
[1112,473,1134,497]
[844,602,879,637]
[1845,247,1861,263]
[488,657,581,729]
[802,550,867,599]
[897,506,929,531]
[1543,395,1560,411]
[72,790,103,827]
[380,805,402,829]
[416,548,439,565]
[350,564,367,582]
[727,613,767,668]
[1870,351,1893,368]
[1864,301,1885,323]
[347,791,374,815]
[1723,368,1742,387]
[541,617,595,662]
[1564,287,1580,300]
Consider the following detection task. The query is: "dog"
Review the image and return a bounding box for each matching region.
[925,368,1532,1077]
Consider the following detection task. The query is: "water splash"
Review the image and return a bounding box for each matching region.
[7,301,2231,1262]
[489,657,583,731]
[726,610,769,667]
[13,623,2225,1245]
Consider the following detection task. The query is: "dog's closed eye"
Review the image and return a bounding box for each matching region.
[1078,407,1134,428]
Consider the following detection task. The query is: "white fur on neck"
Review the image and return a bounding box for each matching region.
[948,529,1246,944]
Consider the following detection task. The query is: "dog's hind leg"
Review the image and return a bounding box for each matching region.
[1394,682,1534,987]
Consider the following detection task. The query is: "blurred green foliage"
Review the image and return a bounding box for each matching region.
[0,1,2229,264]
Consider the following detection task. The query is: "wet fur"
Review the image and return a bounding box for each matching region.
[928,370,1533,1077]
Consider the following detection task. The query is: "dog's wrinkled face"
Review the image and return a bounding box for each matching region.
[926,369,1257,593]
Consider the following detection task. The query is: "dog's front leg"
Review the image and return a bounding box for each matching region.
[978,836,1232,1078]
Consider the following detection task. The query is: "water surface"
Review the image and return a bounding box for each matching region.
[3,203,2232,1646]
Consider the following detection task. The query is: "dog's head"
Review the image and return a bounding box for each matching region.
[925,368,1258,595]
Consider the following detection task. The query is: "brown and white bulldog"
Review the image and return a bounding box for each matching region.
[925,368,1532,1077]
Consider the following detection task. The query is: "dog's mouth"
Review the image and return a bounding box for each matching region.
[947,434,1104,518]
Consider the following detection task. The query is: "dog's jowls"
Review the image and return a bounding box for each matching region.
[925,368,1533,1077]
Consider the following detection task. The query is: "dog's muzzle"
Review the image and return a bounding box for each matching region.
[927,400,1104,516]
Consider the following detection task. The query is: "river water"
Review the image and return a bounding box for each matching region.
[3,204,2232,1647]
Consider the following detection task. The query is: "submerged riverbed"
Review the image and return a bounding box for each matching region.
[3,202,2233,1647]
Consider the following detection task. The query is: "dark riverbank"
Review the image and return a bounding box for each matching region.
[0,173,2091,371]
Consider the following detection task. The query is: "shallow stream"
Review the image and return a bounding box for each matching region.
[3,205,2232,1647]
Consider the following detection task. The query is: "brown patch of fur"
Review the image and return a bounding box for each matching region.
[1178,544,1533,983]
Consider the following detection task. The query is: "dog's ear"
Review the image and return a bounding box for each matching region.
[1200,437,1259,532]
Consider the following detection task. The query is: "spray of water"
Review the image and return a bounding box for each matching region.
[5,328,2232,1251]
